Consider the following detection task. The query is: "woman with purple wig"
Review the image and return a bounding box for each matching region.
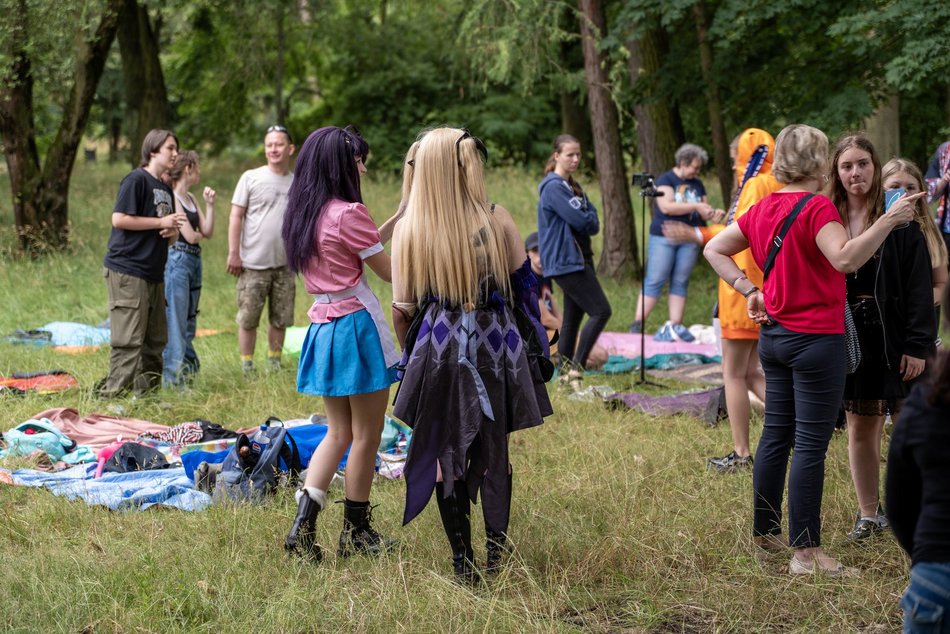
[281,126,399,562]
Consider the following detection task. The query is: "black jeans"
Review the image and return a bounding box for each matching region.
[754,322,846,548]
[552,261,612,368]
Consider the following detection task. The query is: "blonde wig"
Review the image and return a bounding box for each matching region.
[396,127,509,308]
[401,140,421,202]
[883,158,949,269]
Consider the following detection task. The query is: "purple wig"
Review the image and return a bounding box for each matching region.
[283,126,365,273]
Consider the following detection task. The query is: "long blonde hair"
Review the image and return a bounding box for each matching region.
[396,127,509,307]
[883,158,949,269]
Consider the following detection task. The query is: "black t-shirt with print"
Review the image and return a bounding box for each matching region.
[104,168,174,282]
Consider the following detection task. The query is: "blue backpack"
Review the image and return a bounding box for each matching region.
[213,418,301,503]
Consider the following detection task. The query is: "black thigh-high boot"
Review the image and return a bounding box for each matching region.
[485,471,513,574]
[285,488,326,561]
[435,480,478,584]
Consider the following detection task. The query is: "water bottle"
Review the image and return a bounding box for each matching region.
[251,424,270,459]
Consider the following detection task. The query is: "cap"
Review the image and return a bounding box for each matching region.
[525,231,539,251]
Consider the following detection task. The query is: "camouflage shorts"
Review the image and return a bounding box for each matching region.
[236,267,295,330]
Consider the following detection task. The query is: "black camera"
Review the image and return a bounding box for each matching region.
[632,172,662,197]
[631,172,655,187]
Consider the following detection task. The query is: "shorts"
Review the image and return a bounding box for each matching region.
[236,267,295,330]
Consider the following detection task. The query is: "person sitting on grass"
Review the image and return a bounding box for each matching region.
[525,231,607,370]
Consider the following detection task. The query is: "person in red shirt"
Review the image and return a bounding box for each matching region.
[704,124,915,576]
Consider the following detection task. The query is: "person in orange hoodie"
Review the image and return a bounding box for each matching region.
[664,128,782,472]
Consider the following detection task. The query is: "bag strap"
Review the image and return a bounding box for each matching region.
[762,194,815,279]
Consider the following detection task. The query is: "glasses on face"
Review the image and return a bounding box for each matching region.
[455,129,488,167]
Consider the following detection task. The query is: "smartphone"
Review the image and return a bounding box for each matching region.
[884,187,910,228]
[884,187,906,212]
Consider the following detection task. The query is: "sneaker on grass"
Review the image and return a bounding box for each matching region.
[707,450,753,473]
[653,321,674,342]
[670,322,695,342]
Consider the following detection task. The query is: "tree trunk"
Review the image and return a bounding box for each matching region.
[578,0,637,278]
[118,0,170,166]
[692,1,731,205]
[627,29,680,177]
[275,1,285,123]
[865,92,900,160]
[559,90,593,158]
[0,0,123,252]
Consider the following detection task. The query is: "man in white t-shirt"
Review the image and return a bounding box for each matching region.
[227,126,296,372]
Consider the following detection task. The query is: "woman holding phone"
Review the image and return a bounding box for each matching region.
[829,134,936,542]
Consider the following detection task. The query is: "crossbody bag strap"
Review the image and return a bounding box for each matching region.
[762,193,816,279]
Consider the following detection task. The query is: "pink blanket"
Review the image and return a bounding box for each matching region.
[32,408,174,451]
[595,332,717,358]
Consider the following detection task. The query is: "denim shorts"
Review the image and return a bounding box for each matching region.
[643,234,701,297]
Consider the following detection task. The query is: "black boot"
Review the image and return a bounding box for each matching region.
[435,481,478,584]
[337,499,397,557]
[484,472,513,575]
[285,488,324,561]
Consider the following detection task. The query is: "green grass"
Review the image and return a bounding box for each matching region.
[0,161,909,633]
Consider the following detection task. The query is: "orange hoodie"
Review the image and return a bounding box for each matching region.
[700,129,783,338]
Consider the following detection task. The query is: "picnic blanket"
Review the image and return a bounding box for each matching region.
[592,353,721,375]
[595,332,718,358]
[30,408,179,451]
[0,371,79,394]
[607,388,721,418]
[5,463,211,511]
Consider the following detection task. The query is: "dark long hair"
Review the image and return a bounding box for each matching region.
[544,134,584,196]
[930,283,950,407]
[283,127,364,273]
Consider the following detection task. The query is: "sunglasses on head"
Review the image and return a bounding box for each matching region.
[266,125,292,142]
[456,129,488,167]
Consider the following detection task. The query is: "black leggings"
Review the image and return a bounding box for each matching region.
[552,261,612,367]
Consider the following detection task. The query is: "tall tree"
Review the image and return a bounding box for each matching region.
[578,0,637,278]
[626,27,681,176]
[117,0,170,166]
[691,1,730,204]
[0,0,123,252]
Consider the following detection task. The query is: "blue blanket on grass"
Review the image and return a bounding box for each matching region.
[9,464,211,511]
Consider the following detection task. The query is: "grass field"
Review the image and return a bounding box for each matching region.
[0,159,911,633]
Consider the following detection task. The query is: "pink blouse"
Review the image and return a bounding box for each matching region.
[301,199,384,323]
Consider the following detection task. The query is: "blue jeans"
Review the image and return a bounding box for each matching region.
[643,234,700,298]
[163,249,202,386]
[753,322,846,548]
[903,562,950,633]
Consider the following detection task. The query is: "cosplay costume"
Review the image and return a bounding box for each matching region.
[296,199,399,396]
[394,253,552,537]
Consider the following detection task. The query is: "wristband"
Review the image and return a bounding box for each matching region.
[742,286,759,298]
[732,274,749,288]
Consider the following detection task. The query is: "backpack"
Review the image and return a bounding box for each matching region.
[213,417,302,503]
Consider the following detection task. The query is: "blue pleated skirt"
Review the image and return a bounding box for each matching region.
[296,309,398,397]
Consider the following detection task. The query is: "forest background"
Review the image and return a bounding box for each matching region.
[2,0,949,273]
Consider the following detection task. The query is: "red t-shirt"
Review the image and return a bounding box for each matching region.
[737,192,845,334]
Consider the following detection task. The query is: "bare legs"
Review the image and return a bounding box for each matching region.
[846,412,886,518]
[722,338,766,457]
[304,387,389,502]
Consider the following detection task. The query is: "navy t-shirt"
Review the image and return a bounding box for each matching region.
[103,168,174,283]
[649,169,707,236]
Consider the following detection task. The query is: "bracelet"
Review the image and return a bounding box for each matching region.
[732,274,749,288]
[742,286,759,298]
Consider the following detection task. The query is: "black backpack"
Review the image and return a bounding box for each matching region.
[213,417,301,503]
